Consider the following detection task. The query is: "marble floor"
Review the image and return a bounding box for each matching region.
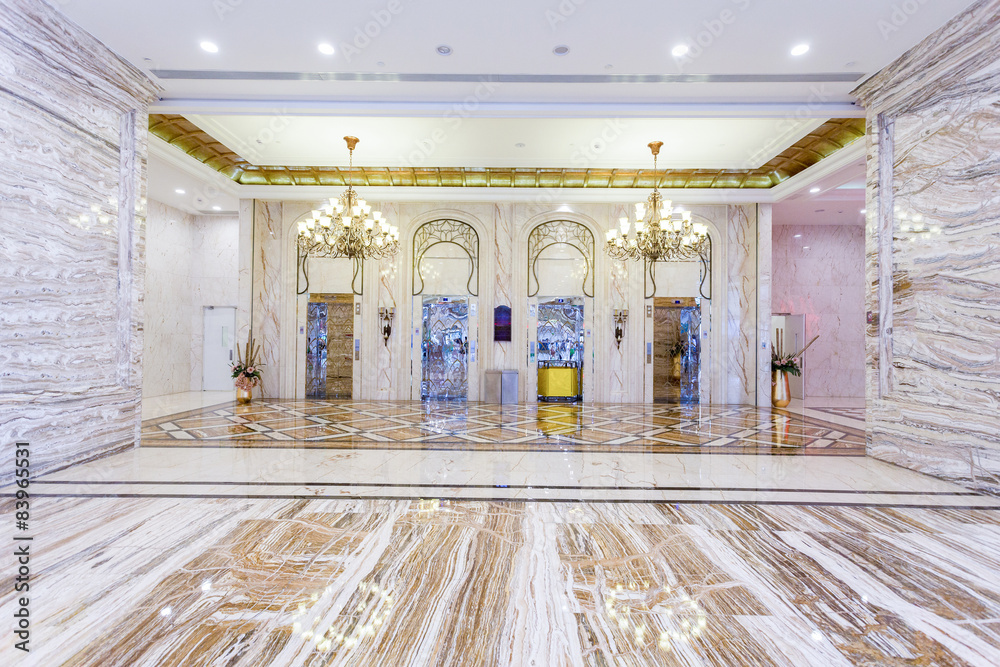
[5,398,1000,666]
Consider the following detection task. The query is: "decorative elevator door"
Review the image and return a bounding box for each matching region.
[421,297,469,400]
[306,294,353,399]
[653,298,701,403]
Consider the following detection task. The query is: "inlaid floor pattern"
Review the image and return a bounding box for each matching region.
[142,400,865,454]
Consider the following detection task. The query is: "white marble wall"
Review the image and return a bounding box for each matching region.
[726,204,772,406]
[854,0,1000,494]
[241,199,771,405]
[0,0,157,475]
[143,200,239,398]
[772,225,865,398]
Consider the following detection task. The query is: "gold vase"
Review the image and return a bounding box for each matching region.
[771,370,790,408]
[236,386,253,405]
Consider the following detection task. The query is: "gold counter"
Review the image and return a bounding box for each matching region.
[537,366,580,400]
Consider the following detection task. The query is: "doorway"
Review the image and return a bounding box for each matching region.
[202,306,236,391]
[421,296,469,400]
[306,293,354,399]
[653,297,702,403]
[537,297,584,402]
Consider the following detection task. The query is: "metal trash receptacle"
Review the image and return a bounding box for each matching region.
[484,371,502,403]
[485,370,519,403]
[500,370,518,404]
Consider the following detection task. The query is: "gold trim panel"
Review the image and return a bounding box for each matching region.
[148,115,864,189]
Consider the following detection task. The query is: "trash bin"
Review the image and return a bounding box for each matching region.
[484,370,519,403]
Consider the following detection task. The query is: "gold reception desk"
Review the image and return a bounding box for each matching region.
[537,362,581,401]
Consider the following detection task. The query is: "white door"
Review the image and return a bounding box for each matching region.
[203,307,236,391]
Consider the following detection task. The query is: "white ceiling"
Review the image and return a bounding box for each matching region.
[57,0,972,220]
[62,0,974,106]
[189,114,824,169]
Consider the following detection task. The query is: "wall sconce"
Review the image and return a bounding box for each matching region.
[378,306,395,346]
[613,309,628,349]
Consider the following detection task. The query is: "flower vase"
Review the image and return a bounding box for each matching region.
[771,370,791,408]
[236,386,253,405]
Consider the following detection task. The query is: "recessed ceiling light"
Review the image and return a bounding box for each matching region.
[212,205,221,211]
[803,246,810,250]
[793,234,802,238]
[553,45,570,56]
[175,188,185,194]
[860,208,866,214]
[671,44,689,57]
[791,43,810,57]
[200,41,219,54]
[436,45,452,56]
[809,186,821,193]
[317,43,335,56]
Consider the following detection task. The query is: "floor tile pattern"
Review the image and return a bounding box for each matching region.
[141,401,866,455]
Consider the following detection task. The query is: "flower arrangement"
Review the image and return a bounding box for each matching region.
[771,334,819,376]
[232,337,263,390]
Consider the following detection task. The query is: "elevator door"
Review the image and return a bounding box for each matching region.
[653,298,702,403]
[421,297,469,400]
[536,297,584,401]
[306,294,353,399]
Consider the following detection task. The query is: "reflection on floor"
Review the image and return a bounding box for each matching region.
[141,401,866,455]
[6,397,1000,666]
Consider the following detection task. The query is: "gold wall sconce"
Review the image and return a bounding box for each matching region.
[378,306,395,346]
[613,309,628,349]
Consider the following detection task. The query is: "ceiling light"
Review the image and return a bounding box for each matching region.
[809,187,821,193]
[553,45,570,56]
[296,136,398,262]
[793,234,802,238]
[671,44,689,57]
[605,141,709,263]
[175,188,185,194]
[860,208,866,214]
[317,43,335,56]
[436,45,452,56]
[200,41,219,53]
[791,43,810,56]
[212,205,222,211]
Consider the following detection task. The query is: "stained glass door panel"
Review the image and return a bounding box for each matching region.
[421,297,469,400]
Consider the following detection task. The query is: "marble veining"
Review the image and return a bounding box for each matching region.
[726,205,762,405]
[854,0,1000,495]
[2,495,999,666]
[0,0,156,477]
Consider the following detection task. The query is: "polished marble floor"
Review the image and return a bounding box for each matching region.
[5,396,1000,666]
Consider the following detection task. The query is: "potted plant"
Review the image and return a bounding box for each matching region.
[232,337,263,404]
[771,335,818,407]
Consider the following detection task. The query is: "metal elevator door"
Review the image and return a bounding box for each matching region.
[421,297,468,400]
[306,294,353,399]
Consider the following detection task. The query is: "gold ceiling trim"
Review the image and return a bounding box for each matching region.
[148,115,864,189]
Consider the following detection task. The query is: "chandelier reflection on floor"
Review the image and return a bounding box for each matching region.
[297,136,399,261]
[605,141,709,262]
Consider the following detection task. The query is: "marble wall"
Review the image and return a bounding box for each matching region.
[772,225,865,398]
[241,200,771,405]
[0,0,157,475]
[854,0,1000,493]
[143,200,239,398]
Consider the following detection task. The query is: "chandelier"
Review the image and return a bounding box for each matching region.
[605,141,709,262]
[296,136,399,261]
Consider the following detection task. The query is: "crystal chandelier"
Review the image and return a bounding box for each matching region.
[296,136,399,260]
[605,141,709,262]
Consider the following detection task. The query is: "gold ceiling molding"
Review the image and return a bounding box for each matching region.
[148,115,864,189]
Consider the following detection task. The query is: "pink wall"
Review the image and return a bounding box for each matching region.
[772,225,865,398]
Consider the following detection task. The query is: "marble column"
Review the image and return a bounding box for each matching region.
[854,0,1000,494]
[0,0,158,475]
